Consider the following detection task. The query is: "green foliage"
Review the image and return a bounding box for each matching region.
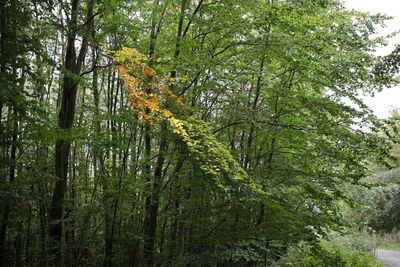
[1,0,398,266]
[344,164,400,231]
[275,231,383,267]
[217,238,271,263]
[181,117,256,190]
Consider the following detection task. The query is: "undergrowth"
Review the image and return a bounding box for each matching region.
[273,231,384,267]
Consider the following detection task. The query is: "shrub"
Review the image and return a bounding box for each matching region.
[273,231,383,267]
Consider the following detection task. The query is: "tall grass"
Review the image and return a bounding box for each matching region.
[375,231,400,251]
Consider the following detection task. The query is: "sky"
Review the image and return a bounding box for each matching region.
[344,0,400,118]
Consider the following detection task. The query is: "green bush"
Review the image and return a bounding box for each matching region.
[273,231,383,267]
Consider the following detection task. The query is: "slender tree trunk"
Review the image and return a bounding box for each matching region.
[48,0,95,264]
[0,3,7,265]
[143,1,160,265]
[0,107,17,267]
[143,1,189,264]
[243,59,265,170]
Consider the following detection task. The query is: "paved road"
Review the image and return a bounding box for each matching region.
[376,249,400,267]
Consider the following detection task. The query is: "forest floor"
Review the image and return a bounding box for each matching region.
[376,249,400,267]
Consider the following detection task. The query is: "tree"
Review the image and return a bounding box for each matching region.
[48,0,96,264]
[0,0,398,266]
[0,1,40,265]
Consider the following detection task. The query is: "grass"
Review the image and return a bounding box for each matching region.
[375,231,400,251]
[377,242,400,251]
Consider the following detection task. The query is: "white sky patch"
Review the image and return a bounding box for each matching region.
[344,0,400,118]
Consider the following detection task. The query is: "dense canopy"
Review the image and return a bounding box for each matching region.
[0,0,398,266]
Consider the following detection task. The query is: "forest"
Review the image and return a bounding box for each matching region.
[1,0,400,266]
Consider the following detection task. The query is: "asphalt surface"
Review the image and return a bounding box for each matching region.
[376,249,400,267]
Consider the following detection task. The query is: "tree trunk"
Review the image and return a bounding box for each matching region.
[48,0,95,264]
[0,107,17,267]
[143,1,160,265]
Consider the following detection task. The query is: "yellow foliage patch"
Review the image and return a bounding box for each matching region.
[108,47,190,139]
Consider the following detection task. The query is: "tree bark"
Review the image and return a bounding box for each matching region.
[48,0,95,264]
[143,0,189,264]
[0,107,17,267]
